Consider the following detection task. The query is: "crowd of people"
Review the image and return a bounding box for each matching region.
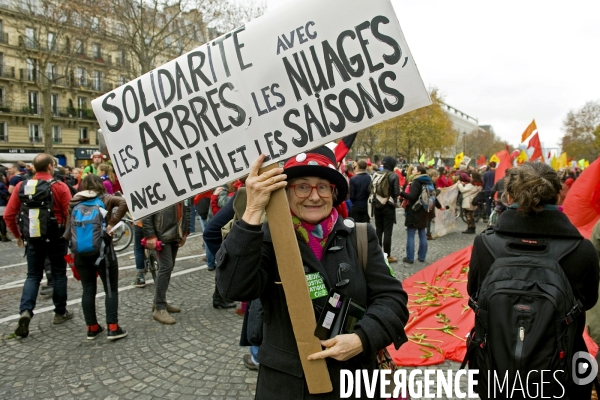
[1,149,598,399]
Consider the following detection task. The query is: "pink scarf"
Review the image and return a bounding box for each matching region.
[292,208,339,260]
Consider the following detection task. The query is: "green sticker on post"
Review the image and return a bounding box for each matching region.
[306,272,328,300]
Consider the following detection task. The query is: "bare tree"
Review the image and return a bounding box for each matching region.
[7,0,106,154]
[103,0,265,76]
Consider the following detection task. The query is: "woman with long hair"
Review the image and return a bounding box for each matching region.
[64,174,129,340]
[97,163,115,194]
[459,171,483,234]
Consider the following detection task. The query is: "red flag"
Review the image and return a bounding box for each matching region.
[477,155,486,166]
[494,150,512,184]
[547,151,551,160]
[334,133,357,163]
[527,133,543,162]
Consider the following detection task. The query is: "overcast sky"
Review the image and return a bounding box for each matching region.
[264,0,600,150]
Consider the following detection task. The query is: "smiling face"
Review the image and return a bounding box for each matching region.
[287,176,334,224]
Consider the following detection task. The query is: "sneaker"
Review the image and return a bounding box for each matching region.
[152,304,181,313]
[402,257,414,264]
[15,310,31,338]
[207,265,216,271]
[132,275,146,288]
[39,286,53,296]
[152,309,176,325]
[387,256,398,263]
[53,310,74,324]
[426,234,435,241]
[87,325,104,340]
[107,326,128,341]
[243,354,259,370]
[213,300,236,309]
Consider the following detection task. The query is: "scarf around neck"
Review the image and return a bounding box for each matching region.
[292,208,339,261]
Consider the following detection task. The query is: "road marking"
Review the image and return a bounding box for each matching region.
[0,254,206,291]
[0,233,204,270]
[0,264,209,325]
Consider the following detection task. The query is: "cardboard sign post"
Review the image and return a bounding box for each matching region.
[262,163,332,393]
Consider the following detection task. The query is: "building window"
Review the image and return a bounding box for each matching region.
[76,67,87,86]
[92,71,102,91]
[78,96,87,118]
[118,75,128,86]
[74,39,84,54]
[79,127,89,143]
[26,58,37,81]
[28,91,39,114]
[91,17,99,31]
[46,62,56,80]
[47,32,55,51]
[29,124,42,142]
[0,87,4,106]
[25,27,36,48]
[92,43,101,58]
[0,122,7,141]
[52,125,61,143]
[50,93,58,115]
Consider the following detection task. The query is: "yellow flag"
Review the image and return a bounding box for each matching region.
[516,150,528,165]
[584,160,590,169]
[419,153,425,163]
[550,154,558,170]
[521,120,537,142]
[489,154,500,164]
[557,153,568,169]
[454,152,464,168]
[427,158,435,166]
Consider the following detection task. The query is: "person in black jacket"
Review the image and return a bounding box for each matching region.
[374,156,400,263]
[142,201,190,325]
[399,165,442,263]
[468,162,599,400]
[349,160,372,223]
[216,147,408,399]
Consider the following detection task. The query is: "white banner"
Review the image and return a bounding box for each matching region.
[91,0,431,219]
[433,183,459,238]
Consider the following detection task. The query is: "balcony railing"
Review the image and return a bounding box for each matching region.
[0,134,8,142]
[29,136,43,143]
[79,137,90,144]
[0,64,15,79]
[53,137,62,144]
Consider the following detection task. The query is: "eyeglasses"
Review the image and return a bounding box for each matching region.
[289,183,335,198]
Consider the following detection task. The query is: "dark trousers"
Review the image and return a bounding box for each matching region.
[76,253,119,325]
[155,241,178,310]
[133,225,145,273]
[20,238,68,316]
[350,206,370,223]
[484,191,492,219]
[374,205,395,256]
[0,216,7,235]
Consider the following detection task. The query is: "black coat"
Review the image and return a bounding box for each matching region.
[349,172,371,209]
[468,208,599,399]
[216,217,409,399]
[400,175,438,230]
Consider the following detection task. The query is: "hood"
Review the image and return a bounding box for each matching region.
[413,174,432,184]
[69,190,101,208]
[382,156,397,171]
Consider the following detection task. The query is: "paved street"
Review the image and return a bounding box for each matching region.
[0,212,486,399]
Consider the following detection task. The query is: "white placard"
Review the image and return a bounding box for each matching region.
[433,183,460,238]
[92,0,431,219]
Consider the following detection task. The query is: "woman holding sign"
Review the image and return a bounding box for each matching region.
[216,146,408,398]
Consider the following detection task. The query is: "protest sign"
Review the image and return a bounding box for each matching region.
[91,0,431,220]
[433,183,459,238]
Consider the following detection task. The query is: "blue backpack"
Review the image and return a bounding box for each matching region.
[70,197,107,264]
[413,182,436,212]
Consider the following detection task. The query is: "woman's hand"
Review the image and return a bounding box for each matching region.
[307,333,363,362]
[242,154,287,225]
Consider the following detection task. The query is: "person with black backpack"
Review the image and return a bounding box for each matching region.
[63,174,129,340]
[465,162,599,399]
[370,156,400,263]
[4,154,74,338]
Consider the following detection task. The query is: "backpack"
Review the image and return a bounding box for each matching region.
[369,171,392,211]
[471,190,485,206]
[17,179,59,241]
[463,229,583,397]
[412,181,435,212]
[69,197,108,264]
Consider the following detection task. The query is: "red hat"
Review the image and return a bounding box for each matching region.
[284,146,348,206]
